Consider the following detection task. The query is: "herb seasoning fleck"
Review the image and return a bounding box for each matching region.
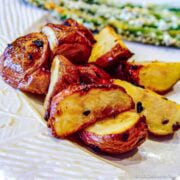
[136,102,144,113]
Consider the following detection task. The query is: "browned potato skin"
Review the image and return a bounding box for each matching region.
[112,62,142,84]
[62,19,95,44]
[95,44,133,70]
[0,33,50,94]
[48,84,135,138]
[78,64,111,84]
[44,55,80,120]
[53,43,92,65]
[80,116,147,154]
[43,19,94,65]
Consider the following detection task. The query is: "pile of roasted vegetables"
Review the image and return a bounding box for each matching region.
[0,19,179,154]
[24,0,180,48]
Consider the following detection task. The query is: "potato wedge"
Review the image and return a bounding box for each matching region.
[48,84,134,138]
[42,19,94,64]
[88,26,133,69]
[114,61,180,94]
[114,79,180,136]
[44,55,80,120]
[80,111,147,154]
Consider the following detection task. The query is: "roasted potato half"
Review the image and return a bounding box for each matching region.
[42,19,94,64]
[114,61,180,94]
[114,79,180,136]
[88,26,133,69]
[80,111,147,154]
[44,55,80,120]
[48,84,134,138]
[0,32,50,94]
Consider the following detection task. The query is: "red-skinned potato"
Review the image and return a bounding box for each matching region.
[44,55,80,120]
[114,79,180,136]
[113,61,180,94]
[80,111,147,154]
[88,26,133,69]
[0,32,50,94]
[78,64,111,84]
[62,19,95,44]
[42,19,94,64]
[48,84,134,138]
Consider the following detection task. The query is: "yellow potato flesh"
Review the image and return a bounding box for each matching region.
[86,111,140,135]
[54,88,132,136]
[89,26,128,62]
[139,62,180,92]
[114,79,180,135]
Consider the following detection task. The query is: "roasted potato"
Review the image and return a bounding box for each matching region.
[80,111,147,154]
[44,55,80,120]
[114,61,180,94]
[78,64,111,84]
[62,19,95,44]
[114,79,180,136]
[48,84,134,138]
[88,26,133,69]
[42,19,94,64]
[0,33,50,94]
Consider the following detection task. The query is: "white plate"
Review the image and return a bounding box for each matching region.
[0,0,179,179]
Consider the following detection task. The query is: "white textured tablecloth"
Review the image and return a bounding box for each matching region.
[0,0,179,179]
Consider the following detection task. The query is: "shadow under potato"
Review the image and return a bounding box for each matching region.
[68,134,139,159]
[148,132,174,142]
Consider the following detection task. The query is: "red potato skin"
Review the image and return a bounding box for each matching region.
[18,68,50,94]
[80,117,148,154]
[95,44,133,70]
[45,19,95,64]
[62,19,95,44]
[44,55,80,120]
[48,84,135,138]
[78,64,112,84]
[53,43,92,65]
[0,33,50,94]
[112,62,143,86]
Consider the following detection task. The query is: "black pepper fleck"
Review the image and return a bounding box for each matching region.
[83,110,91,116]
[90,145,101,152]
[7,44,12,48]
[130,65,138,70]
[122,133,129,142]
[162,97,168,100]
[172,122,180,131]
[28,54,33,60]
[136,102,144,113]
[32,39,44,48]
[63,21,71,26]
[162,119,169,125]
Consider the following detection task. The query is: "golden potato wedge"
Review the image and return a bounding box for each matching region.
[114,79,180,136]
[114,61,180,94]
[80,111,147,154]
[48,84,134,138]
[88,26,133,69]
[44,55,80,120]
